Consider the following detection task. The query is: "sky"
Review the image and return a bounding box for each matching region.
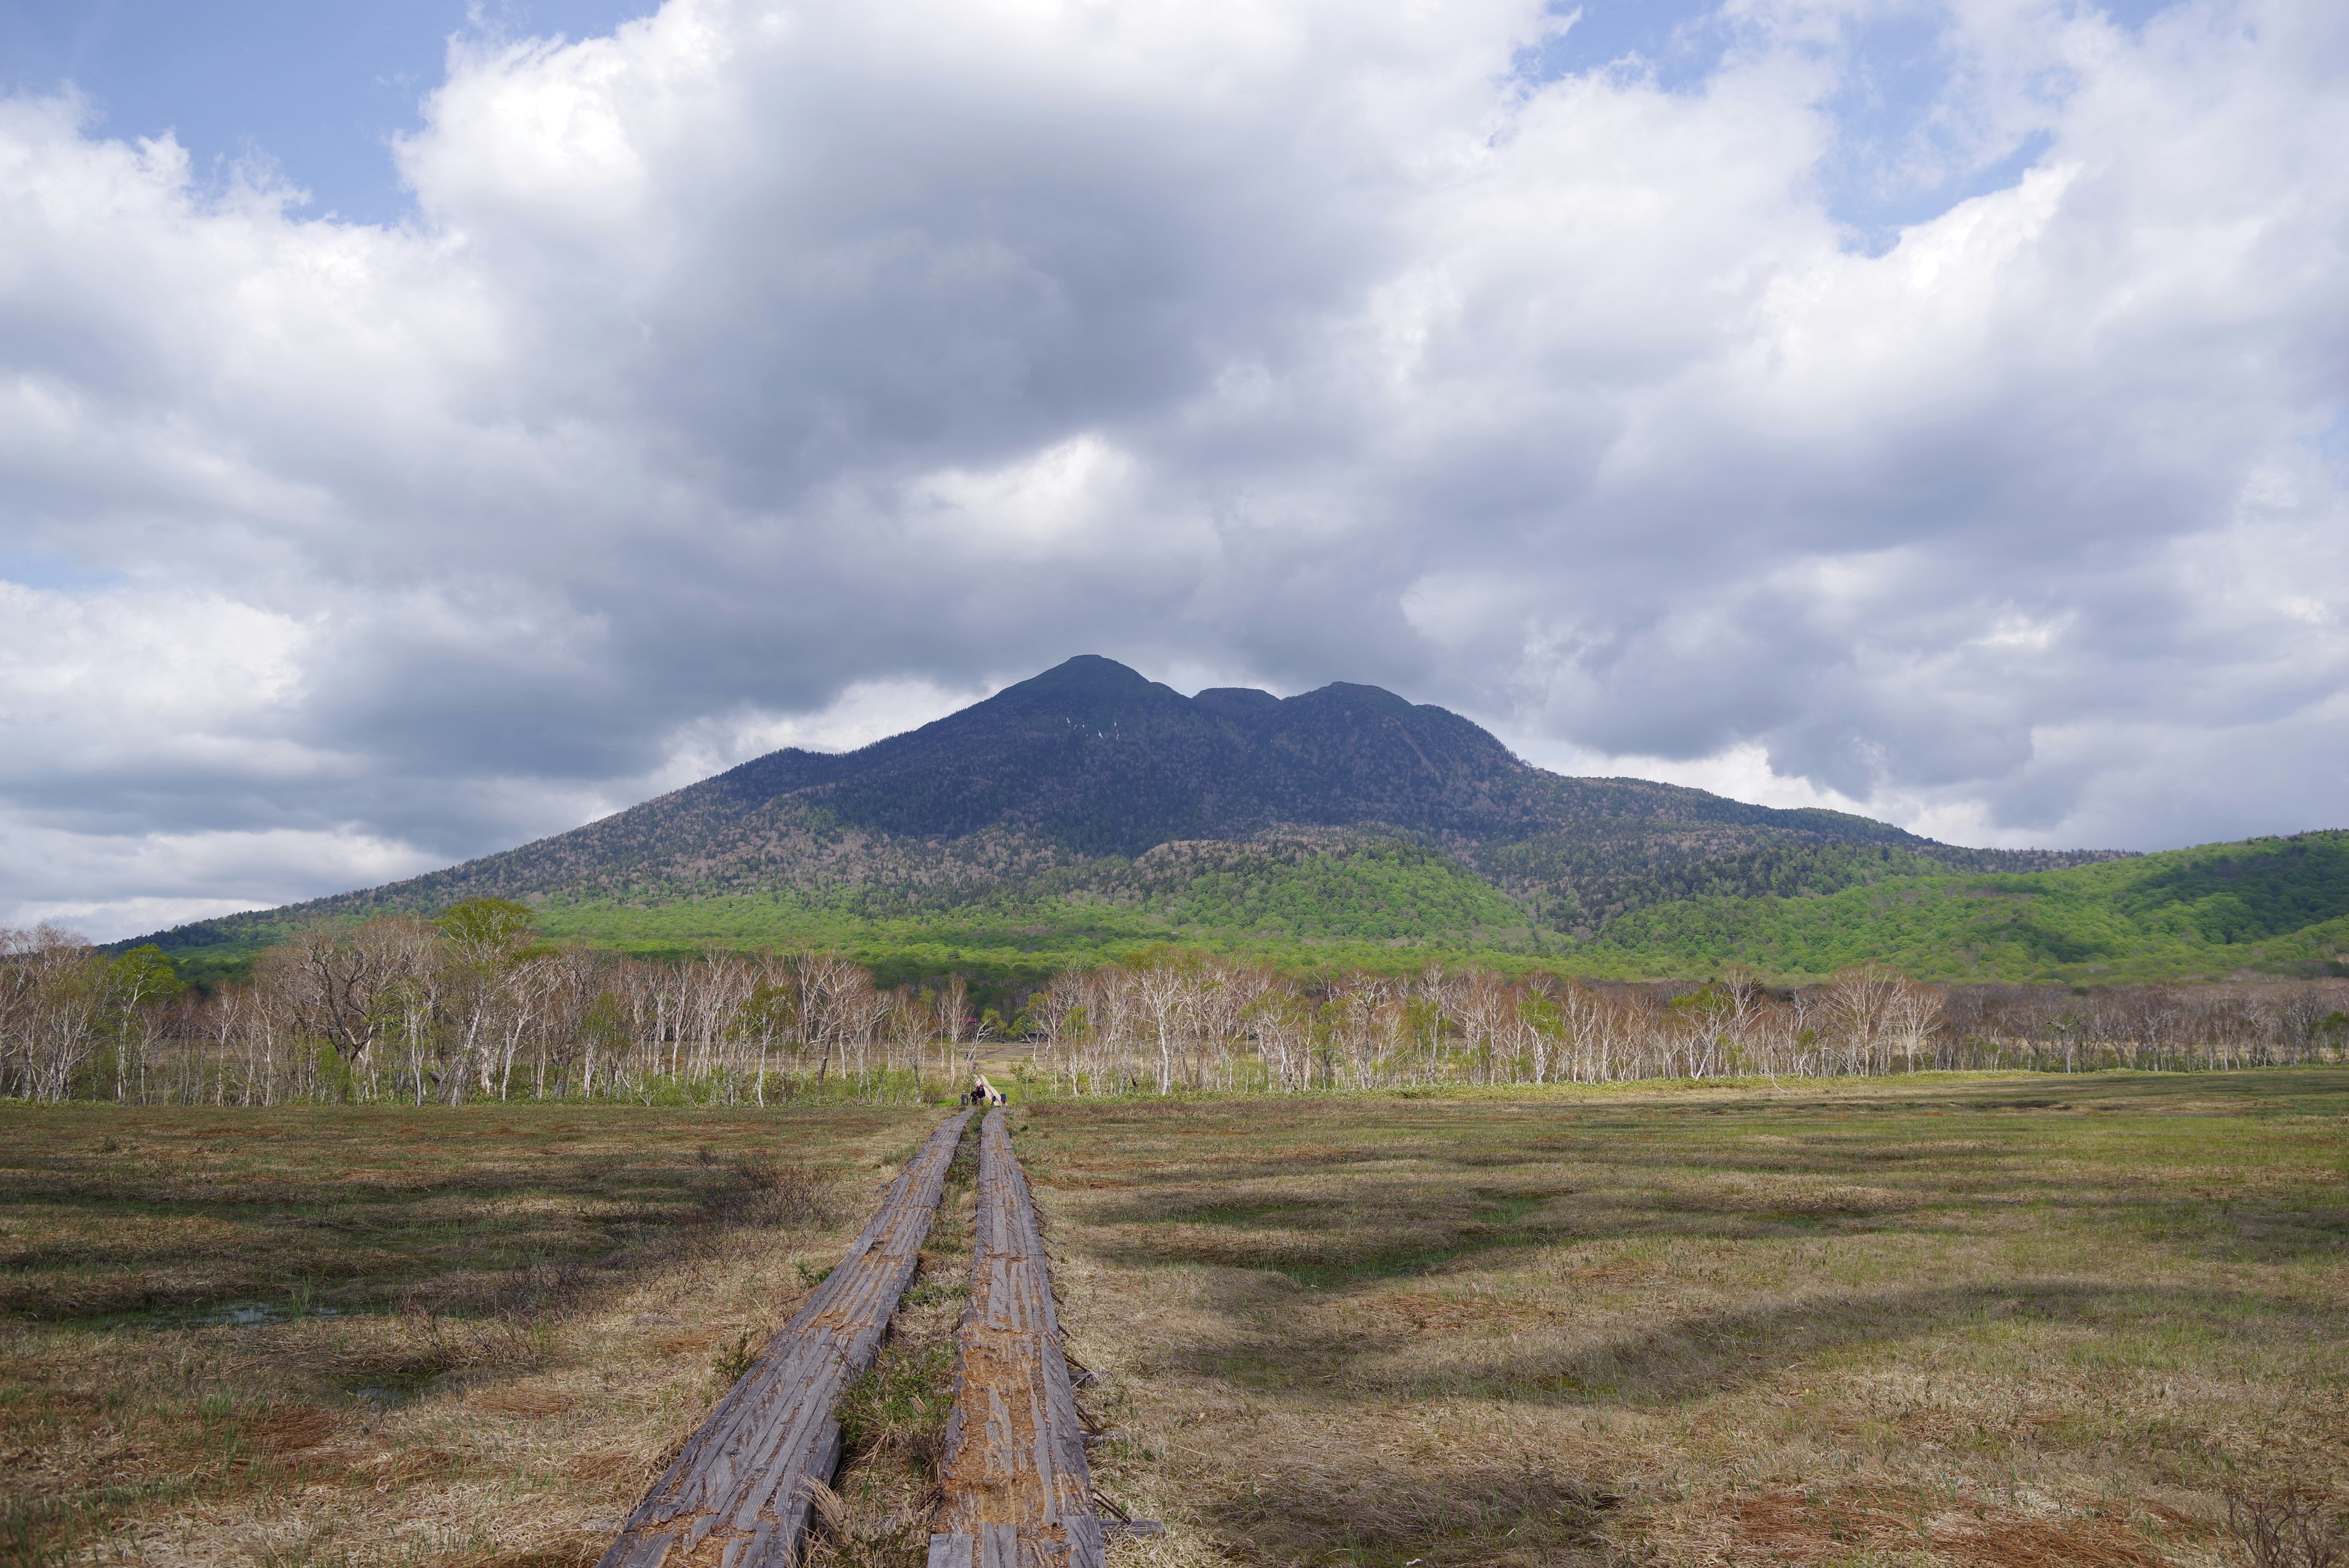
[1,0,2343,941]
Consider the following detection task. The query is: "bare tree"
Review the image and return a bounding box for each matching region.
[1826,965,1902,1075]
[264,917,437,1079]
[1129,958,1197,1095]
[0,926,104,1101]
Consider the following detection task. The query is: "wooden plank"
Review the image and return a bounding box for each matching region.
[930,1108,1105,1568]
[598,1110,973,1568]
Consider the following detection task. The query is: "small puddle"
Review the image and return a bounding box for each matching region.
[209,1301,344,1328]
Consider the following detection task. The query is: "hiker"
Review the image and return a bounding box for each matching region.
[968,1072,1006,1107]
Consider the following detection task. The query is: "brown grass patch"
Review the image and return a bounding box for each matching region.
[354,1444,467,1487]
[1954,1518,2177,1568]
[563,1449,651,1486]
[1735,1491,2178,1566]
[1567,1261,1662,1285]
[480,1388,576,1416]
[1376,1288,1559,1332]
[1734,1489,1920,1558]
[251,1402,339,1451]
[468,1545,604,1568]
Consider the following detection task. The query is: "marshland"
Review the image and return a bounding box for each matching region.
[5,1068,2343,1566]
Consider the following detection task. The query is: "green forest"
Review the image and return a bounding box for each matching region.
[1585,830,2349,982]
[144,828,2349,993]
[292,828,2349,990]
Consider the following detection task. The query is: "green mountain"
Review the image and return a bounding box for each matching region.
[128,654,2339,987]
[1586,830,2349,983]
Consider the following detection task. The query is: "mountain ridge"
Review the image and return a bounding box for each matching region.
[133,655,2130,965]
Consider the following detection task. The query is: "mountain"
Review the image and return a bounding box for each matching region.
[1587,830,2349,983]
[136,655,2138,975]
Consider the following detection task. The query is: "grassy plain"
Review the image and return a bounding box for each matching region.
[1025,1071,2348,1567]
[0,1103,942,1567]
[5,1072,2345,1568]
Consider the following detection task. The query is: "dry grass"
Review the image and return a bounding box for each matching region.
[7,1072,2343,1568]
[1021,1069,2348,1567]
[0,1103,941,1567]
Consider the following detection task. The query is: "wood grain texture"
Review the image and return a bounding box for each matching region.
[930,1108,1105,1568]
[599,1110,973,1568]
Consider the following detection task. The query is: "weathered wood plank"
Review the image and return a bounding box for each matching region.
[930,1108,1105,1568]
[924,1532,974,1568]
[598,1110,973,1568]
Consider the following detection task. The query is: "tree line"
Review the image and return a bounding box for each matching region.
[4,902,2344,1105]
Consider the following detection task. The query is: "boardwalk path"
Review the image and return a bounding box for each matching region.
[599,1109,973,1568]
[930,1107,1105,1568]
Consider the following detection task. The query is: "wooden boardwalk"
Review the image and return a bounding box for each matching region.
[599,1109,973,1568]
[929,1108,1105,1568]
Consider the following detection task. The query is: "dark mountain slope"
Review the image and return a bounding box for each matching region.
[711,656,1542,851]
[136,655,2128,955]
[716,655,1932,855]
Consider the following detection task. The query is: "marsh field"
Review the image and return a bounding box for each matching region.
[3,1072,2343,1568]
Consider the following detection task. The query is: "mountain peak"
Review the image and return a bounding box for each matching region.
[1019,653,1152,693]
[966,654,1190,728]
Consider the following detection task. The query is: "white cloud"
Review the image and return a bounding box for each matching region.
[1,0,2345,934]
[0,822,444,943]
[911,435,1144,555]
[0,582,320,797]
[649,675,995,791]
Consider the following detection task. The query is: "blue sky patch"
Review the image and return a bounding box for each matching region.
[0,0,656,223]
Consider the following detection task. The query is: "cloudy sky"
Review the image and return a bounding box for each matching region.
[2,0,2343,939]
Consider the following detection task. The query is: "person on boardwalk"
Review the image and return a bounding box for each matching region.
[967,1072,1005,1107]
